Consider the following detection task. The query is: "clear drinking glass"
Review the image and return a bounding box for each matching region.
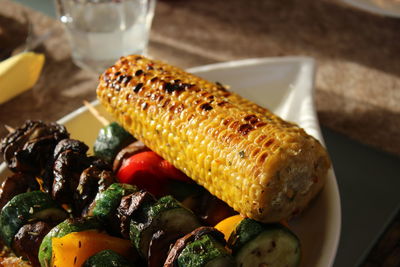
[55,0,156,73]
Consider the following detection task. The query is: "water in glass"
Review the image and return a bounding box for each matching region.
[56,0,155,73]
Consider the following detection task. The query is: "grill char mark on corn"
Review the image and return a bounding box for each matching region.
[97,55,331,222]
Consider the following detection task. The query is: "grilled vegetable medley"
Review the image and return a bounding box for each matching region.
[0,120,301,266]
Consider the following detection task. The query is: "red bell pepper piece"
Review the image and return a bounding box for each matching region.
[116,151,191,197]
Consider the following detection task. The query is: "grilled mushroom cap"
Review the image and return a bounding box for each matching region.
[12,221,54,267]
[0,120,69,174]
[113,140,149,172]
[76,166,115,217]
[53,139,89,160]
[52,149,92,206]
[0,173,39,210]
[117,191,156,239]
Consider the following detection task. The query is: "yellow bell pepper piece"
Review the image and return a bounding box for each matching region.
[215,215,290,242]
[51,230,134,267]
[214,214,245,241]
[0,52,45,104]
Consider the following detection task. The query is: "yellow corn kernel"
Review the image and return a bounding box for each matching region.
[97,55,331,222]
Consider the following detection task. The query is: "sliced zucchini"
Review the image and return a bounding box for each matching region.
[117,191,157,239]
[165,227,234,267]
[228,219,301,267]
[0,191,67,247]
[94,122,135,163]
[82,249,135,267]
[177,234,234,267]
[38,217,102,267]
[91,183,138,221]
[130,195,201,259]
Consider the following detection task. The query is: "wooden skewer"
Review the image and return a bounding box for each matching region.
[83,100,109,126]
[4,125,15,133]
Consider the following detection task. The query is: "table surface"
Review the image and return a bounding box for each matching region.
[2,0,400,266]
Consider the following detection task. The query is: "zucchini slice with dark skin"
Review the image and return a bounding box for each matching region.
[130,195,201,260]
[90,183,138,221]
[12,221,55,267]
[38,217,102,267]
[0,191,68,247]
[83,249,135,267]
[165,227,234,267]
[94,122,135,164]
[117,190,157,239]
[148,229,188,267]
[228,219,301,267]
[177,234,234,267]
[90,183,138,235]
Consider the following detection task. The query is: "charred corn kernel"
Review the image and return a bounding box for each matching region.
[96,55,331,222]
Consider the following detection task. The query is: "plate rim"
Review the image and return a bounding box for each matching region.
[340,0,400,17]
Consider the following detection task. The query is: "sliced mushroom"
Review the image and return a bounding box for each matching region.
[148,230,187,267]
[116,190,156,239]
[113,140,149,171]
[0,173,39,210]
[12,221,54,267]
[52,150,92,206]
[53,139,89,160]
[182,192,237,226]
[88,156,112,171]
[75,166,115,217]
[164,227,226,267]
[0,120,69,174]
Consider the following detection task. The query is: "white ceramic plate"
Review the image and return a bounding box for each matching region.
[0,57,341,267]
[341,0,400,17]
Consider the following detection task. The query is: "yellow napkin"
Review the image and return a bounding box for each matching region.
[0,52,45,104]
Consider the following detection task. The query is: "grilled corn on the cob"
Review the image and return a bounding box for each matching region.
[96,55,331,222]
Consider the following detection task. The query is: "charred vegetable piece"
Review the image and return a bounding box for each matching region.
[75,166,115,217]
[130,195,201,259]
[177,234,234,267]
[0,120,69,174]
[113,140,149,172]
[147,230,170,267]
[165,227,232,267]
[181,191,237,226]
[0,191,67,247]
[38,217,102,267]
[116,151,168,197]
[53,138,89,160]
[90,183,138,222]
[52,230,136,267]
[52,147,92,206]
[117,191,156,239]
[12,221,54,267]
[83,249,135,267]
[117,151,191,197]
[214,215,244,241]
[228,219,301,267]
[94,122,135,164]
[0,172,39,210]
